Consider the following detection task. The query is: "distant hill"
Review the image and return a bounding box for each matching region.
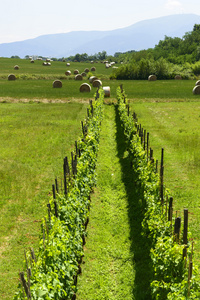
[0,14,200,58]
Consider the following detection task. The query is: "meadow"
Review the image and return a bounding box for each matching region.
[0,57,200,299]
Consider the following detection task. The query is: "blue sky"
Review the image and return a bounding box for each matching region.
[1,0,200,43]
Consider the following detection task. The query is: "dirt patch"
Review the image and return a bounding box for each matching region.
[0,97,92,104]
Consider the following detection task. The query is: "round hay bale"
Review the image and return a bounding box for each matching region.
[148,74,157,81]
[46,58,51,62]
[195,80,200,86]
[65,70,71,76]
[47,62,51,66]
[103,86,110,97]
[175,75,182,80]
[30,60,34,63]
[91,66,96,71]
[75,74,83,80]
[8,74,16,81]
[74,69,79,75]
[80,83,91,93]
[92,79,102,87]
[43,62,47,66]
[14,65,19,70]
[81,72,87,77]
[66,62,70,66]
[84,68,90,73]
[89,76,98,83]
[193,85,200,95]
[53,80,62,88]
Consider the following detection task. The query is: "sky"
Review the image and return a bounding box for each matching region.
[1,0,200,44]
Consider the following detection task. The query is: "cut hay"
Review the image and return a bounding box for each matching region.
[30,60,34,63]
[8,74,16,81]
[84,68,90,73]
[81,72,87,77]
[91,67,96,71]
[92,79,102,87]
[148,75,157,81]
[75,74,83,81]
[193,85,200,95]
[195,80,200,86]
[74,69,79,75]
[14,65,19,70]
[80,83,91,92]
[89,76,97,83]
[66,63,70,66]
[103,86,110,97]
[175,75,182,80]
[65,70,71,76]
[53,80,62,88]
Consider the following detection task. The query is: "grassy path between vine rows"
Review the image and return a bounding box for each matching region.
[77,104,152,300]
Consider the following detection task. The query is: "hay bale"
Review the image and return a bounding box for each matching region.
[66,62,70,66]
[175,75,182,80]
[65,70,71,76]
[74,69,79,75]
[193,85,200,94]
[43,62,47,66]
[81,72,87,77]
[89,76,97,83]
[80,83,91,92]
[195,80,200,86]
[148,74,157,81]
[8,74,16,81]
[91,66,96,71]
[103,86,110,97]
[75,74,83,80]
[30,60,34,63]
[53,80,62,88]
[84,68,90,73]
[47,62,51,66]
[14,65,19,70]
[92,79,102,87]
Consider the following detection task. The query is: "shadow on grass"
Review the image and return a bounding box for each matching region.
[114,105,153,300]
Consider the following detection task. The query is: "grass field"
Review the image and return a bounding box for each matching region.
[1,57,200,298]
[0,102,87,299]
[129,100,200,269]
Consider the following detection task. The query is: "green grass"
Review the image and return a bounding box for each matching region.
[77,105,138,299]
[0,101,87,300]
[129,100,200,271]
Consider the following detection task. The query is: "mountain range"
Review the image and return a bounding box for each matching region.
[0,14,200,58]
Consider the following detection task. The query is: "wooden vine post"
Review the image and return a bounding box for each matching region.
[183,208,188,258]
[160,148,164,205]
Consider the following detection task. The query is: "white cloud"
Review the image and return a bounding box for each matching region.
[165,0,183,10]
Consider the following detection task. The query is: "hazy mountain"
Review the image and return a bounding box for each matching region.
[0,14,200,58]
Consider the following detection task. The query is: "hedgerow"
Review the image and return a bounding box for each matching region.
[14,88,104,300]
[116,86,200,299]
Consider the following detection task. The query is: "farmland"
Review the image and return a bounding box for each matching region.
[0,57,200,299]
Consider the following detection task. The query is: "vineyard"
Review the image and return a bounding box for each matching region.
[1,58,200,299]
[9,86,199,299]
